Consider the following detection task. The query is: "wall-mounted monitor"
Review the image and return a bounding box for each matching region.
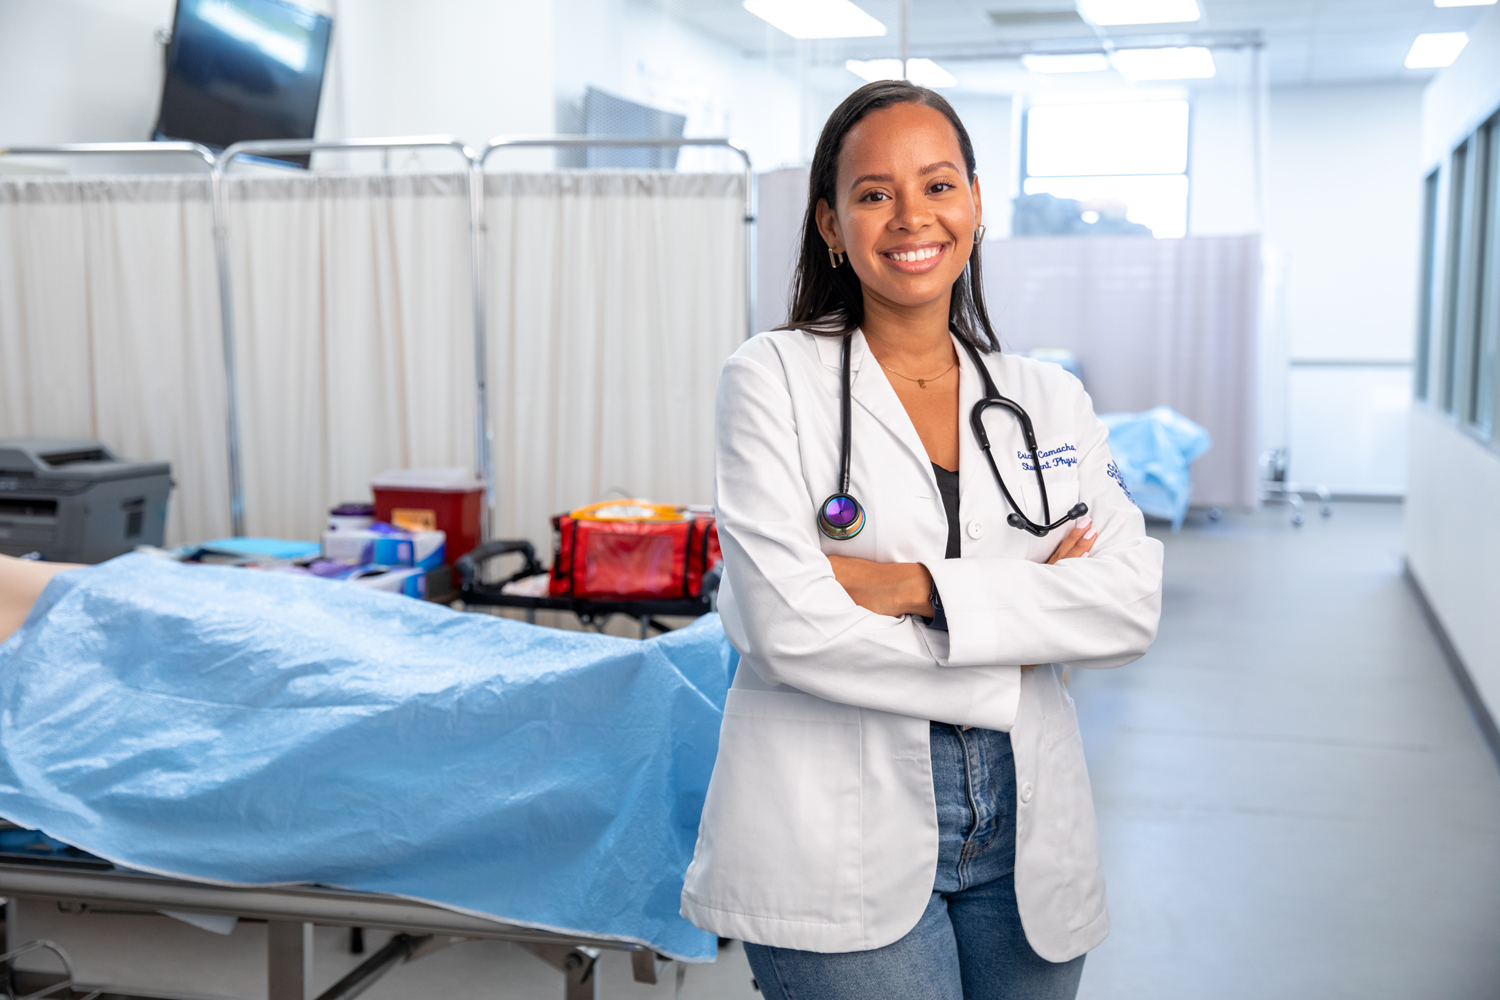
[153,0,333,169]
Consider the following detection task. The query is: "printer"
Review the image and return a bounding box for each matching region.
[0,439,172,563]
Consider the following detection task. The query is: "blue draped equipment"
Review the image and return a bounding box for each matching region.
[0,554,735,961]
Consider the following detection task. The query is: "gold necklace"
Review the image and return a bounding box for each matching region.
[880,358,956,389]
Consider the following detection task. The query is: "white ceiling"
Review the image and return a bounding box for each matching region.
[663,0,1494,89]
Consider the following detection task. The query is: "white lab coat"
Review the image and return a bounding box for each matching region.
[679,328,1164,962]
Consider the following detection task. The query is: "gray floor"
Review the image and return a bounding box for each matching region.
[13,503,1499,999]
[1073,503,1500,1000]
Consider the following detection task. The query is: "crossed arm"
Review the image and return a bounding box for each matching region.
[825,515,1099,618]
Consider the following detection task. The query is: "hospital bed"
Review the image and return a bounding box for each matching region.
[0,555,735,1000]
[0,851,677,1000]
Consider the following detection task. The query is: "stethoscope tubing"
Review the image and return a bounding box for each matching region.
[819,332,1088,541]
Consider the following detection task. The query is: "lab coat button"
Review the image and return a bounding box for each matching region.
[965,519,984,539]
[1020,782,1034,803]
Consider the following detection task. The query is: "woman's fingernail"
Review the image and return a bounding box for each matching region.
[1080,551,1091,558]
[1075,517,1092,533]
[1083,527,1097,540]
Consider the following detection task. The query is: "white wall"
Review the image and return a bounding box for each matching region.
[333,0,553,170]
[0,0,182,172]
[1408,2,1500,726]
[551,0,802,175]
[0,0,552,173]
[1261,82,1425,493]
[947,93,1015,240]
[1189,85,1260,237]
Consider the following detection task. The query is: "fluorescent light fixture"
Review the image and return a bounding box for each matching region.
[1078,0,1200,25]
[744,0,886,38]
[1434,0,1495,7]
[1022,53,1112,74]
[1110,46,1216,81]
[1405,32,1469,67]
[845,58,957,88]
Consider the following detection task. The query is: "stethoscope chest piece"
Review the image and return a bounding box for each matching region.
[818,492,865,540]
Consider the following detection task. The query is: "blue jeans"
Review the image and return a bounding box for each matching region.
[742,724,1086,1000]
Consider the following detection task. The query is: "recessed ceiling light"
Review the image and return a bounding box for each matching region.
[1022,53,1112,74]
[1110,46,1216,80]
[1078,0,1201,25]
[744,0,886,39]
[1434,0,1495,7]
[845,58,958,88]
[1405,32,1469,68]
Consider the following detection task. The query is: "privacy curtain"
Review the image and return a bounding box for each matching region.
[0,170,746,551]
[0,177,230,545]
[982,235,1262,509]
[485,172,745,548]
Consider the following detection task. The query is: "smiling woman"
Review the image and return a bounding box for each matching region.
[680,81,1164,1000]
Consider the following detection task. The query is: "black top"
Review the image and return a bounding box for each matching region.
[932,463,961,560]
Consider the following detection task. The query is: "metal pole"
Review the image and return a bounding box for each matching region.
[468,157,492,541]
[900,0,910,80]
[214,137,480,539]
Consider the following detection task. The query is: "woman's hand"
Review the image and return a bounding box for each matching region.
[1045,516,1096,565]
[826,555,934,618]
[826,516,1096,632]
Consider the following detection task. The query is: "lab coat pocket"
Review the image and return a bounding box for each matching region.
[688,689,862,926]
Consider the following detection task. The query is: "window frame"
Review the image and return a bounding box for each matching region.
[1017,97,1194,238]
[1415,169,1440,403]
[1469,113,1500,439]
[1440,138,1472,415]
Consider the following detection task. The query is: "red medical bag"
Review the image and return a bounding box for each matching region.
[550,503,721,600]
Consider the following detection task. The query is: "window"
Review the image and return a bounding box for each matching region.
[1020,99,1191,238]
[1415,169,1439,403]
[1441,139,1471,414]
[1469,114,1500,439]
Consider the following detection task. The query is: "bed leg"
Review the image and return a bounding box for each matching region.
[520,943,599,1000]
[267,920,313,1000]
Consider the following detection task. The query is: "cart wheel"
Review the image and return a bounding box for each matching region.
[1292,511,1304,526]
[1208,506,1222,521]
[1320,503,1333,518]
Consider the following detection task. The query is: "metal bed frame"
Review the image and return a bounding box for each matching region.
[454,539,719,639]
[0,858,678,1000]
[0,136,756,544]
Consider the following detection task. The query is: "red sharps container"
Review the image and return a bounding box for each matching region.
[370,468,485,569]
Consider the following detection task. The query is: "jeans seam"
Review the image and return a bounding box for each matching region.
[765,943,795,1000]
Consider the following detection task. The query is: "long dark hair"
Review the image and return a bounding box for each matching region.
[778,80,999,353]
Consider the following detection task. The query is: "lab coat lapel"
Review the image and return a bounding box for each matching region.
[844,330,938,489]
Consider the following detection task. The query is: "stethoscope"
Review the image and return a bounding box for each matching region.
[817,333,1089,540]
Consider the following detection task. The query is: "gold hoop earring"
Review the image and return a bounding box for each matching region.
[973,225,987,245]
[828,248,845,268]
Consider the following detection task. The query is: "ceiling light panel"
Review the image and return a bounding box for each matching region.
[1110,46,1216,81]
[1022,53,1112,73]
[743,0,886,39]
[1405,32,1469,67]
[1433,0,1495,7]
[845,58,958,88]
[1078,0,1200,25]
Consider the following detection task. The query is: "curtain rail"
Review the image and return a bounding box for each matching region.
[3,136,758,546]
